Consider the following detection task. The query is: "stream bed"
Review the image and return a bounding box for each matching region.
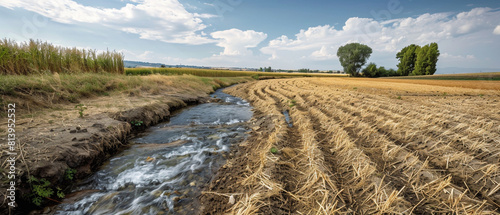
[54,89,252,215]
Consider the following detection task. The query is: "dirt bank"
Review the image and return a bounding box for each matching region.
[0,75,252,214]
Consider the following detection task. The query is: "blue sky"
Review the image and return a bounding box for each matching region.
[1,0,500,73]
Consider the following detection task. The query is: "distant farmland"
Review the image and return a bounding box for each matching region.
[388,72,500,80]
[125,67,345,78]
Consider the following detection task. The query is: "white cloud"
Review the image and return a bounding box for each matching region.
[211,29,267,56]
[441,53,476,60]
[0,0,216,45]
[260,7,500,68]
[156,7,500,70]
[494,25,500,35]
[311,46,337,60]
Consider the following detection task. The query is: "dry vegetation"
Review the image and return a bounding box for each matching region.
[207,77,500,214]
[0,73,252,134]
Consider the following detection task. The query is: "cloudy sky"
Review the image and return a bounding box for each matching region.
[1,0,500,73]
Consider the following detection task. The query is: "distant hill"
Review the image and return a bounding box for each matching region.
[124,60,215,70]
[124,60,165,68]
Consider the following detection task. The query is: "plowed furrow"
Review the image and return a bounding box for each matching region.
[306,90,500,166]
[217,78,500,214]
[290,89,500,212]
[316,94,500,207]
[268,85,347,214]
[299,94,498,213]
[274,89,412,213]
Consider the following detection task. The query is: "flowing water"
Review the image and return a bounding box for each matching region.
[54,89,252,215]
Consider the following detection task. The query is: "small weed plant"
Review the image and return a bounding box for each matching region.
[65,168,77,181]
[27,176,64,206]
[28,168,76,206]
[270,147,278,154]
[75,104,87,118]
[131,120,144,127]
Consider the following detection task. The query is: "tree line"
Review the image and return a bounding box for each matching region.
[337,42,440,77]
[396,43,440,76]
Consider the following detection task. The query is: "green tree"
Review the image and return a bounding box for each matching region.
[424,42,440,75]
[386,68,399,77]
[397,42,439,76]
[337,43,372,77]
[362,62,378,77]
[413,45,429,75]
[298,68,311,73]
[396,44,420,76]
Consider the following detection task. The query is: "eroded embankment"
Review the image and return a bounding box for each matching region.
[1,93,214,214]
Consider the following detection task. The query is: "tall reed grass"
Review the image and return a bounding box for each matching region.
[0,39,124,75]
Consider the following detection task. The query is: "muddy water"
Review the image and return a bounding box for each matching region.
[55,89,252,215]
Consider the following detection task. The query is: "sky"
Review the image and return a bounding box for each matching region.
[1,0,500,73]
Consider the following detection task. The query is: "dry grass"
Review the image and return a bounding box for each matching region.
[221,77,500,214]
[0,73,253,134]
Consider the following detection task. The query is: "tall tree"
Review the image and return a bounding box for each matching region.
[413,44,429,75]
[404,42,440,76]
[337,43,372,77]
[396,44,420,76]
[425,42,440,75]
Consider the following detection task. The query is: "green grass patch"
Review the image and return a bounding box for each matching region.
[387,72,500,81]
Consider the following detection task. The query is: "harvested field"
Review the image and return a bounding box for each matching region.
[201,77,500,214]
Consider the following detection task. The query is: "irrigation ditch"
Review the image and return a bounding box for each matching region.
[2,87,253,215]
